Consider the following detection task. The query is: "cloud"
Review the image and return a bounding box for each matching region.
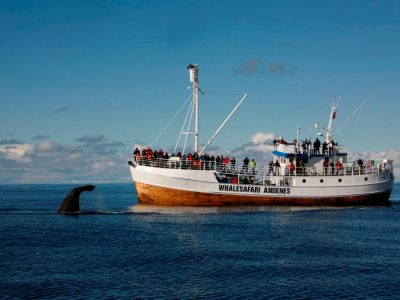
[250,132,276,144]
[35,140,64,153]
[0,138,24,145]
[266,62,295,75]
[236,59,295,76]
[0,135,130,184]
[235,59,264,75]
[54,106,69,114]
[76,134,106,144]
[0,139,33,162]
[31,134,50,140]
[230,132,277,163]
[76,134,126,155]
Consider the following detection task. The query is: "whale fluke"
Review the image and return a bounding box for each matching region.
[58,185,96,214]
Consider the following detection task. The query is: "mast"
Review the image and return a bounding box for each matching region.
[326,97,337,143]
[188,64,200,153]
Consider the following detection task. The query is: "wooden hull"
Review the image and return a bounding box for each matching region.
[134,181,392,206]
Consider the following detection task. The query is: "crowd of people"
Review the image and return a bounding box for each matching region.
[133,147,258,173]
[273,137,339,156]
[133,146,370,178]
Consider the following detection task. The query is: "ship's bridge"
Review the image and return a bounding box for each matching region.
[273,142,348,170]
[274,143,347,158]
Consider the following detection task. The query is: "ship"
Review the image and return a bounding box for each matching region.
[128,64,394,206]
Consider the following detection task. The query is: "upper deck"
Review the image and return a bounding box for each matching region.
[273,142,347,159]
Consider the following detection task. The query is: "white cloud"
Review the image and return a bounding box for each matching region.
[0,143,33,162]
[35,141,63,153]
[0,136,130,184]
[250,132,276,145]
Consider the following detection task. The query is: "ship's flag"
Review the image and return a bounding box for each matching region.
[332,111,336,120]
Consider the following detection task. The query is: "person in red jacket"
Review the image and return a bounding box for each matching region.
[288,160,295,175]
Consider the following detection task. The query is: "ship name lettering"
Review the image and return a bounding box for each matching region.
[263,187,291,194]
[218,185,261,194]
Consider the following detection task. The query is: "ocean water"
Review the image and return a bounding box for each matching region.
[1,183,400,299]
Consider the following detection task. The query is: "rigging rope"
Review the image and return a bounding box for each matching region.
[182,99,195,155]
[335,92,375,136]
[149,94,192,148]
[174,97,193,153]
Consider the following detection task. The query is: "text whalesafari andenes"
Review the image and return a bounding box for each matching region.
[218,184,291,195]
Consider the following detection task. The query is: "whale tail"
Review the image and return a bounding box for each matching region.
[58,185,96,214]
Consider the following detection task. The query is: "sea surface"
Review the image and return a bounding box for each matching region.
[1,183,400,299]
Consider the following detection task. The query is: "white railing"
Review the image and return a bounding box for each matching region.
[132,157,392,178]
[275,143,345,156]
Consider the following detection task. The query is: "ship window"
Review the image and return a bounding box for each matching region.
[302,179,306,183]
[365,177,368,181]
[320,179,324,183]
[338,178,342,183]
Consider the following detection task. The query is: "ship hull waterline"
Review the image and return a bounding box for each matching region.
[134,181,392,206]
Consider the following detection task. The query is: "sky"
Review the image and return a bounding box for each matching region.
[1,0,400,183]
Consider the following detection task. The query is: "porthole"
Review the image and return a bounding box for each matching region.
[364,177,368,181]
[302,179,306,183]
[338,178,342,183]
[320,179,324,183]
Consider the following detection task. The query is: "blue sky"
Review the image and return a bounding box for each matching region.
[1,0,399,183]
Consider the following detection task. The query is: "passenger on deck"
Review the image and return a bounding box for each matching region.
[210,155,215,169]
[269,161,274,174]
[323,158,329,175]
[230,157,236,171]
[231,176,238,184]
[243,156,250,172]
[322,141,328,155]
[274,160,280,175]
[288,159,295,175]
[298,159,305,175]
[301,141,306,153]
[133,148,140,161]
[306,139,312,152]
[357,158,364,175]
[249,159,257,175]
[330,161,335,175]
[153,150,158,160]
[223,156,229,167]
[146,147,153,161]
[314,138,321,154]
[335,160,343,175]
[331,140,337,155]
[273,138,278,148]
